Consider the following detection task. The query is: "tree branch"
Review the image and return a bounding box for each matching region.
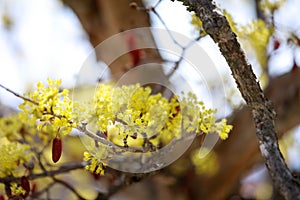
[0,161,88,183]
[0,83,38,105]
[186,69,300,199]
[173,0,300,199]
[52,177,85,200]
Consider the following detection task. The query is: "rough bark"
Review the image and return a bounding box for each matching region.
[174,0,300,199]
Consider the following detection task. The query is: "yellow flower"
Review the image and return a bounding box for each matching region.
[0,138,32,178]
[83,151,106,175]
[10,182,26,196]
[89,83,232,154]
[19,78,75,139]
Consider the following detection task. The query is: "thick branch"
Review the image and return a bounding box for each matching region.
[188,68,300,199]
[62,0,163,77]
[174,0,300,199]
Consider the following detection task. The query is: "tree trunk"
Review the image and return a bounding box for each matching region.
[62,0,163,77]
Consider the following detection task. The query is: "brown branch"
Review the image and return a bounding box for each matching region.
[189,69,300,199]
[173,0,300,199]
[31,181,56,199]
[254,0,266,22]
[0,161,87,183]
[105,173,151,199]
[0,83,38,105]
[79,123,150,153]
[52,177,85,200]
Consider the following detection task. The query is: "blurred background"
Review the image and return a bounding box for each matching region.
[1,0,300,199]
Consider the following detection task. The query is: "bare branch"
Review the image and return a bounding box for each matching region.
[79,123,150,153]
[0,83,38,105]
[52,177,85,200]
[31,181,56,199]
[0,161,87,183]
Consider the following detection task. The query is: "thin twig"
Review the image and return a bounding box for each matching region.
[0,83,38,105]
[151,9,184,49]
[31,181,56,199]
[52,177,85,200]
[153,0,163,8]
[106,173,150,198]
[79,123,154,153]
[0,161,88,183]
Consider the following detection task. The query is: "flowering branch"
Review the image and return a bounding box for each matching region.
[79,123,151,153]
[172,0,300,199]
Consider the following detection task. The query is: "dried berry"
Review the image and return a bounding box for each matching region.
[273,39,280,50]
[52,137,62,163]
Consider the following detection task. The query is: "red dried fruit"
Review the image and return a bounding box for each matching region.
[126,34,142,66]
[273,39,280,50]
[52,137,62,163]
[20,176,30,198]
[176,106,181,113]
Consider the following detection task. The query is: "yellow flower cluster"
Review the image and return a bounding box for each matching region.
[238,19,272,68]
[0,138,31,178]
[92,84,180,147]
[10,182,26,196]
[83,151,106,175]
[19,78,75,139]
[89,84,232,149]
[0,114,23,141]
[222,10,273,70]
